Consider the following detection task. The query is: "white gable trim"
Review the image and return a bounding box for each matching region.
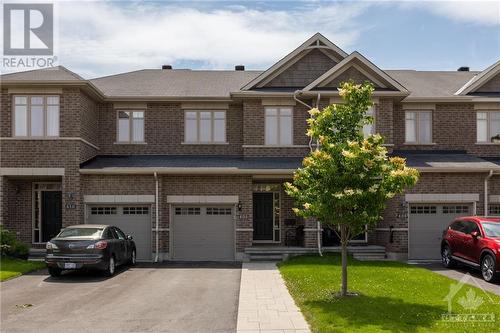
[241,33,347,90]
[303,52,408,93]
[455,60,500,95]
[317,62,387,89]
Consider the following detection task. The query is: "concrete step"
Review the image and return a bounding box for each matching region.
[28,249,45,261]
[248,254,284,261]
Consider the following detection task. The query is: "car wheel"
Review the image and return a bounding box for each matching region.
[104,256,116,277]
[48,267,62,277]
[129,249,136,266]
[441,245,455,268]
[481,254,498,283]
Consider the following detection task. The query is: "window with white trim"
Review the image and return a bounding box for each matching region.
[184,110,226,143]
[405,111,432,144]
[362,106,375,138]
[265,107,292,145]
[117,110,145,143]
[13,96,59,137]
[477,111,500,143]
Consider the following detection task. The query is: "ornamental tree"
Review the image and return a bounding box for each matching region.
[284,82,419,297]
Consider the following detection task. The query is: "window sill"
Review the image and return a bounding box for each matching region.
[476,142,500,145]
[113,142,147,145]
[403,143,437,146]
[181,142,229,145]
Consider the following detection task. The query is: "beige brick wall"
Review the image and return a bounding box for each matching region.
[393,103,500,156]
[96,102,243,155]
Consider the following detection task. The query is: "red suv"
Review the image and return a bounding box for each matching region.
[441,216,500,282]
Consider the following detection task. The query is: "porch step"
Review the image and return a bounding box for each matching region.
[28,249,46,261]
[248,254,285,261]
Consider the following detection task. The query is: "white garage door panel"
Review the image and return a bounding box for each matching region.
[87,205,152,261]
[409,204,472,260]
[173,206,234,261]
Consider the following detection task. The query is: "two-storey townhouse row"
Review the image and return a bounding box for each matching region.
[1,33,499,262]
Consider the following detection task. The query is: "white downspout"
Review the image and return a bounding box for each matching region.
[485,170,494,217]
[154,172,159,262]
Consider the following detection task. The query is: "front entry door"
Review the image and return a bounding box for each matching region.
[253,193,274,241]
[41,191,62,242]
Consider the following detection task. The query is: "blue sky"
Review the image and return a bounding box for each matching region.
[4,1,499,77]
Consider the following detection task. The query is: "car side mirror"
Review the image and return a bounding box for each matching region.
[471,231,479,238]
[126,235,133,240]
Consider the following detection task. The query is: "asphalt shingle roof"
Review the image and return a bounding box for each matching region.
[80,155,303,170]
[392,151,499,169]
[386,70,479,99]
[90,70,262,98]
[0,66,84,82]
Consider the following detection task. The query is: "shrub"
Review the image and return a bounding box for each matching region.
[0,226,29,259]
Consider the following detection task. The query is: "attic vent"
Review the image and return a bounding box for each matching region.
[235,65,245,71]
[457,66,469,72]
[162,65,172,70]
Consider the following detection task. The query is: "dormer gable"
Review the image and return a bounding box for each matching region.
[241,33,348,90]
[303,52,408,93]
[455,60,500,95]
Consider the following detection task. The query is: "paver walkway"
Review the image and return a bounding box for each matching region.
[236,262,310,333]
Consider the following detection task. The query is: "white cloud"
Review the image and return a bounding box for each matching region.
[52,1,370,78]
[399,0,500,26]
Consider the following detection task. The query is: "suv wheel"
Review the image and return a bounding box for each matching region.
[129,250,136,266]
[48,267,61,277]
[104,256,116,277]
[481,254,498,282]
[441,245,455,268]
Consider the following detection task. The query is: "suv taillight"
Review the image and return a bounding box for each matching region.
[95,240,108,250]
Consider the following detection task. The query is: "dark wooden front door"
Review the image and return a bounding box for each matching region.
[253,193,274,241]
[41,191,62,242]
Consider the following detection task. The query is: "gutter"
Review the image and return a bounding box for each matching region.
[485,170,494,217]
[154,172,159,262]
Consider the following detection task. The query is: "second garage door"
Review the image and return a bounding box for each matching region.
[409,203,472,260]
[172,206,234,261]
[87,205,152,261]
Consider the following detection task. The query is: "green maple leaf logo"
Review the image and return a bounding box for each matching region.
[458,289,484,311]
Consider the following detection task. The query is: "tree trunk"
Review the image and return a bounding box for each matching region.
[340,225,348,297]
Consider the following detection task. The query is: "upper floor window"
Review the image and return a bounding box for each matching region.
[362,106,375,138]
[13,95,59,137]
[117,110,144,143]
[405,111,432,144]
[477,111,500,143]
[184,110,226,143]
[265,107,292,145]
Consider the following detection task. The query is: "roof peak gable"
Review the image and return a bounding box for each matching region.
[455,60,500,95]
[303,51,408,93]
[240,33,348,90]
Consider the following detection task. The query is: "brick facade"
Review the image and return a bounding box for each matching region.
[1,44,499,261]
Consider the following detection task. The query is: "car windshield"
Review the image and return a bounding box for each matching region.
[481,223,500,237]
[57,228,103,239]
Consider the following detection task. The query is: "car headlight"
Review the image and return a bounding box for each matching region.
[46,241,58,250]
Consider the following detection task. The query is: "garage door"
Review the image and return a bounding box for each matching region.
[409,203,472,260]
[172,206,234,261]
[87,205,152,261]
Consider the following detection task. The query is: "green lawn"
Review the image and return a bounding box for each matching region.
[0,256,45,281]
[278,254,500,333]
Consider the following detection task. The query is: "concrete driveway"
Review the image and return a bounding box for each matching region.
[1,262,241,333]
[418,262,500,296]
